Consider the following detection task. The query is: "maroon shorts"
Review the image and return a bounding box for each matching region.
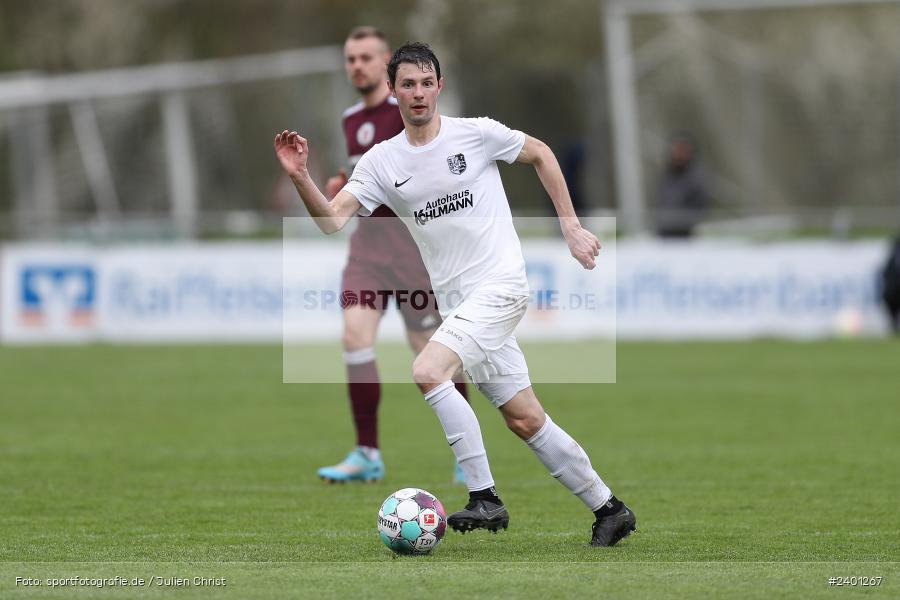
[340,257,442,331]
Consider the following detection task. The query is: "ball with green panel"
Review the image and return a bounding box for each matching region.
[377,488,447,555]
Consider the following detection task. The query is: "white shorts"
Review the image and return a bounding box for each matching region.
[430,289,532,408]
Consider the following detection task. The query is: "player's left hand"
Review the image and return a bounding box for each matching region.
[564,224,601,270]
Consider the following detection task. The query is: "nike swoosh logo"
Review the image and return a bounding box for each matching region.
[394,176,412,188]
[453,315,474,323]
[449,438,462,447]
[479,506,506,519]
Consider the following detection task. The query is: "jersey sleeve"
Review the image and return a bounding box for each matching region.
[342,150,385,217]
[477,117,526,164]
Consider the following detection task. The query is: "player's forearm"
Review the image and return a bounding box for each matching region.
[531,146,581,235]
[290,172,344,234]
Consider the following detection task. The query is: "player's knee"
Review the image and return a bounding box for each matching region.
[411,357,448,390]
[342,327,374,351]
[505,410,545,440]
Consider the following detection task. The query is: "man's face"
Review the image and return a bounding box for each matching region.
[670,140,694,168]
[390,62,443,126]
[344,36,390,94]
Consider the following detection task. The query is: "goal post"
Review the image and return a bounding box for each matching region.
[603,0,900,235]
[0,46,347,239]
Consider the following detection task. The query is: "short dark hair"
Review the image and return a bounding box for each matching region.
[388,42,441,87]
[346,26,390,50]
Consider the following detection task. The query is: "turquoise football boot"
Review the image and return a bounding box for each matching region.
[454,461,466,485]
[317,448,384,483]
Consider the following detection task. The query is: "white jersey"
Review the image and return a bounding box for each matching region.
[343,116,529,311]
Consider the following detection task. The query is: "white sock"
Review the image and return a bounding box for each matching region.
[343,347,376,365]
[357,446,381,461]
[526,414,611,511]
[424,381,495,492]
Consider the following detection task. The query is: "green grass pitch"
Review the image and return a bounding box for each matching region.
[1,341,898,598]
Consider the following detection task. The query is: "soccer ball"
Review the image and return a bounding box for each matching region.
[377,488,446,555]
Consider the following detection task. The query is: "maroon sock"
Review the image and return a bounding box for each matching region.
[454,381,470,403]
[346,360,380,449]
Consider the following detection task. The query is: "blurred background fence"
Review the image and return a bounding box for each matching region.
[607,0,900,236]
[0,0,898,239]
[0,46,350,241]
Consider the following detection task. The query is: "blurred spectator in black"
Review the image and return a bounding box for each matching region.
[881,236,900,334]
[560,139,587,216]
[655,133,709,238]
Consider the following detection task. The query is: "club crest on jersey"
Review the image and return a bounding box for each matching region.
[447,153,467,175]
[356,122,375,147]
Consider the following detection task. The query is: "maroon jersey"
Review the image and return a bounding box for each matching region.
[342,96,419,266]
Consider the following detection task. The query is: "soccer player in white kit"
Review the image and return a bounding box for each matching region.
[275,42,636,546]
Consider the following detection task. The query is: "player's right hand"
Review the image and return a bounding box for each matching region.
[274,130,309,178]
[325,168,348,199]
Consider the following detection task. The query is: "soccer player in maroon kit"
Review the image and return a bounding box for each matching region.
[316,27,469,483]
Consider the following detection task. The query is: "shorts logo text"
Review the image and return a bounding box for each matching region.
[439,326,464,342]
